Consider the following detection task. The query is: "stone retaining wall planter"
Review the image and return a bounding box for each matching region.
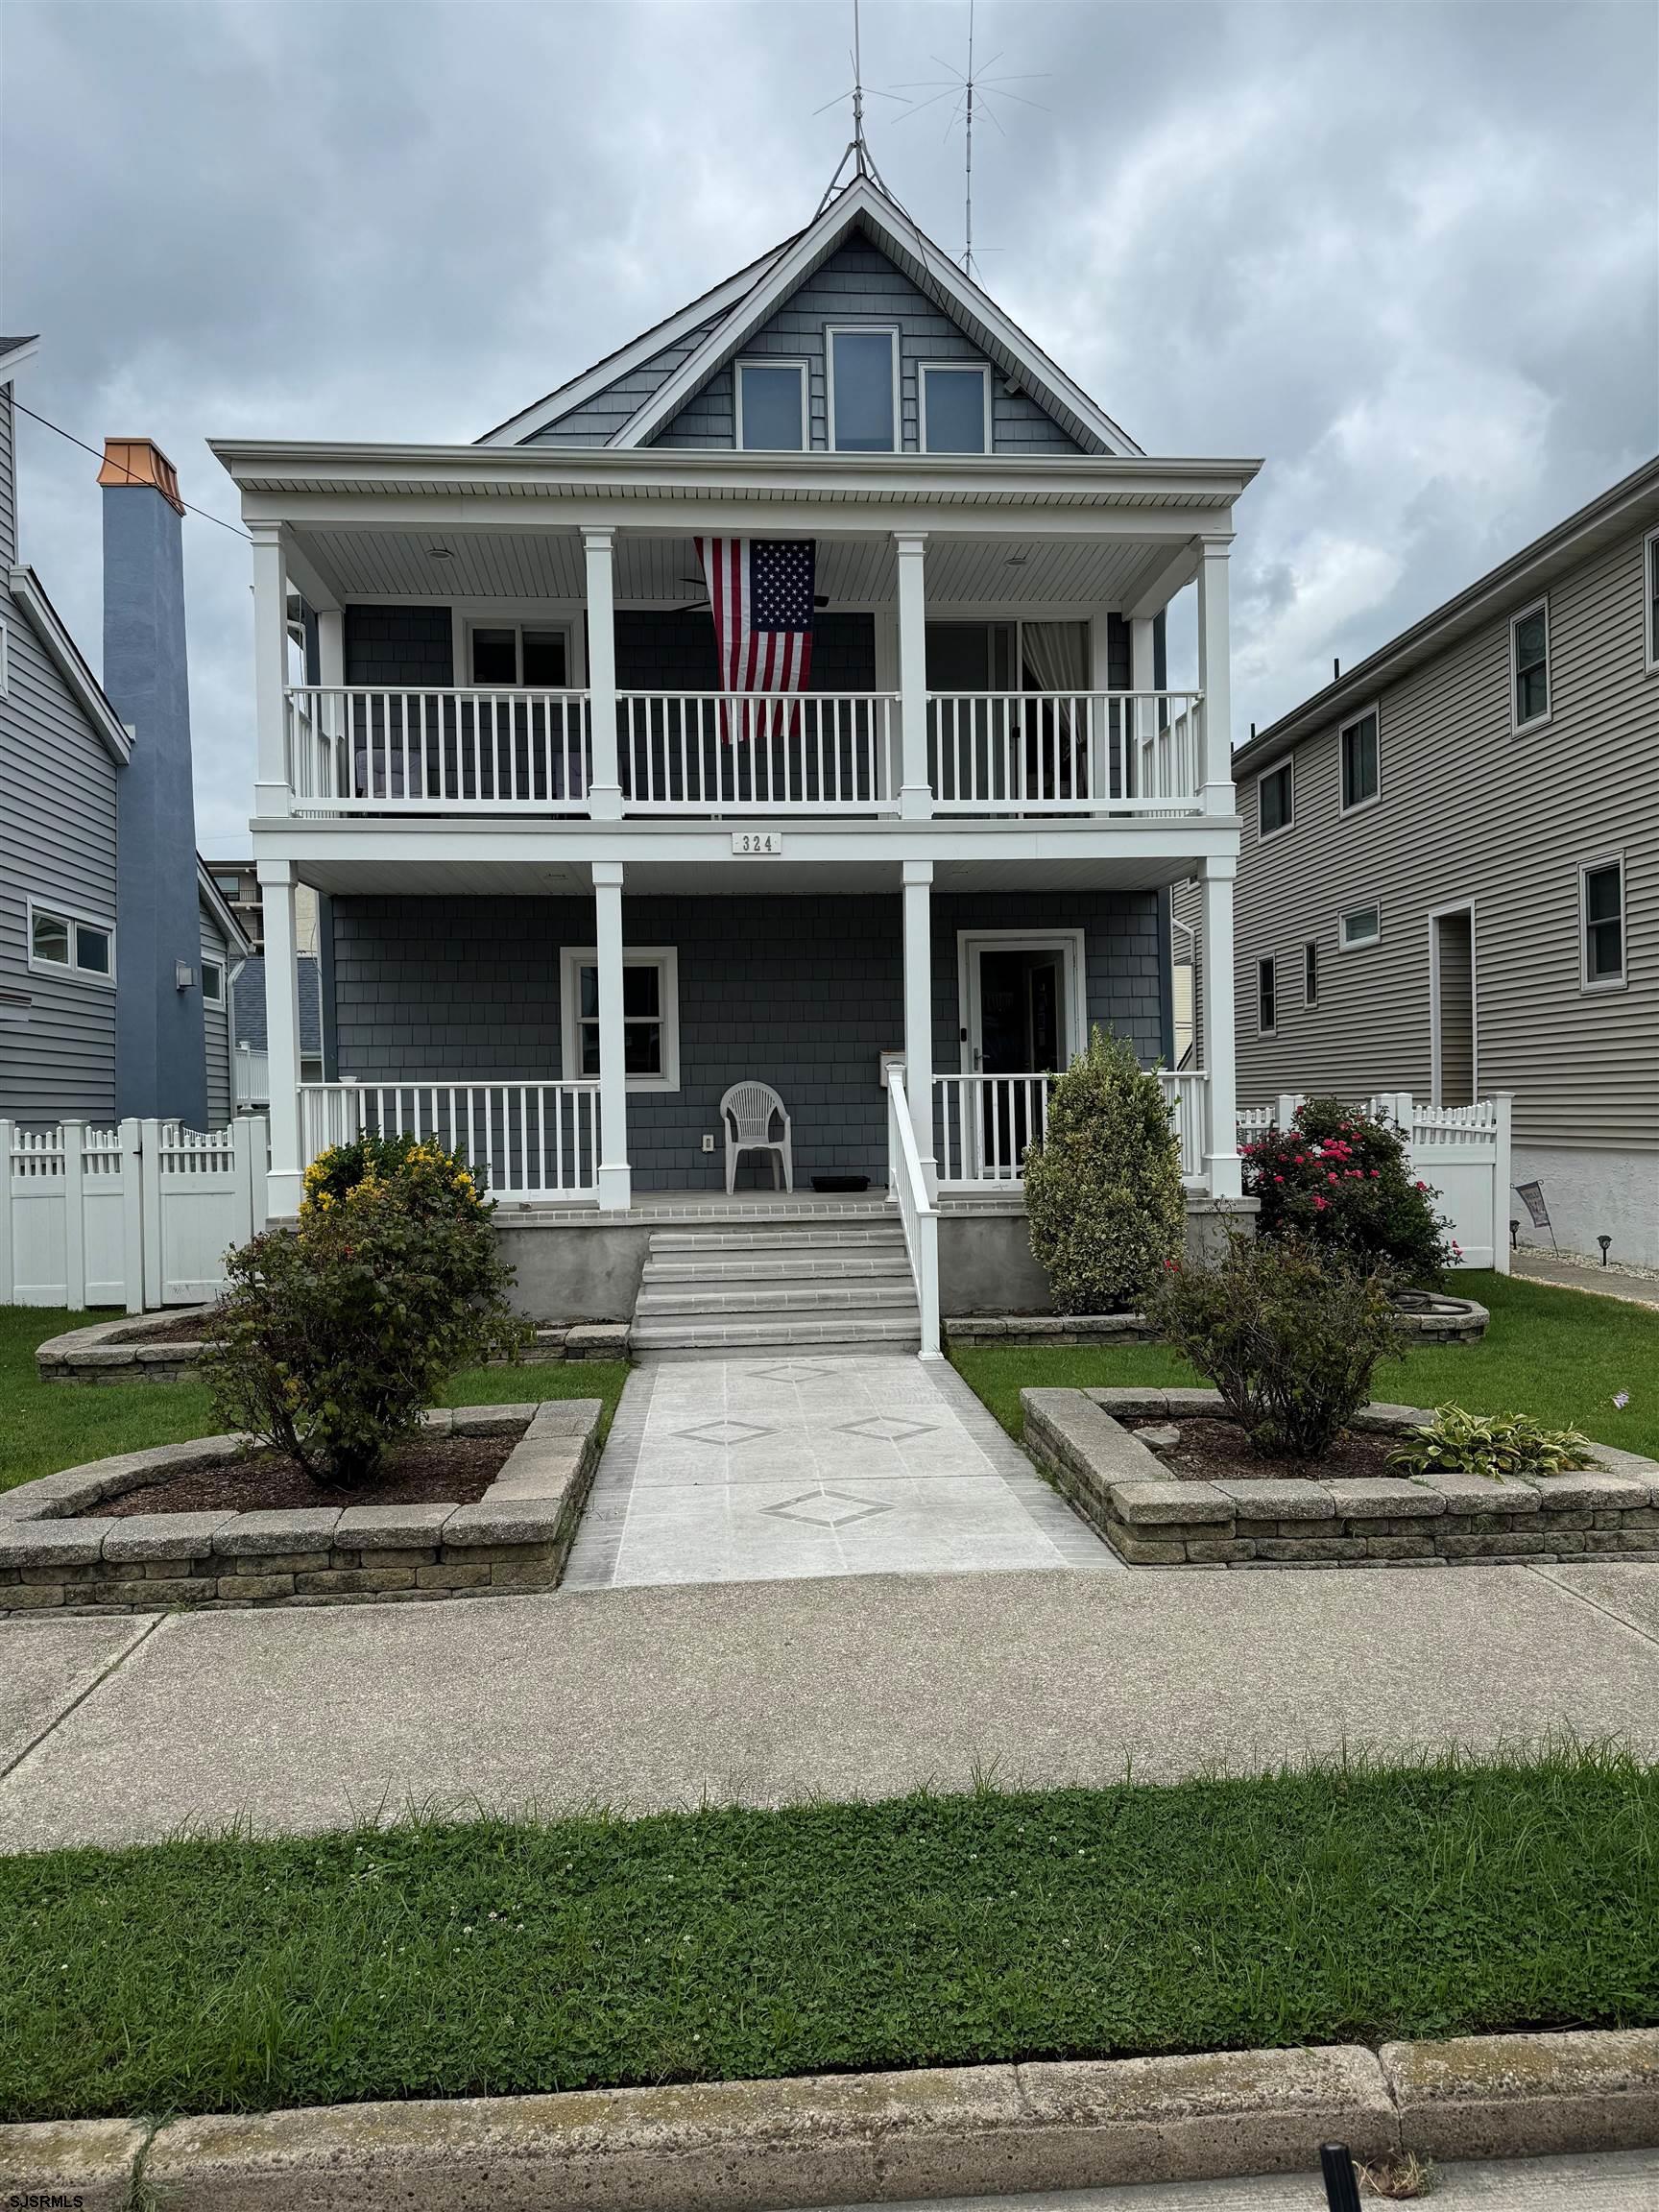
[4,2026,1654,2212]
[1022,1386,1659,1568]
[36,1312,630,1384]
[0,1400,604,1618]
[950,1292,1488,1351]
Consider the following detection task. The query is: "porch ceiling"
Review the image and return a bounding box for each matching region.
[291,526,1180,613]
[292,853,1205,899]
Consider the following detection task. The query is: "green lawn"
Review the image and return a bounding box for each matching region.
[1,1748,1653,2123]
[952,1270,1659,1458]
[0,1305,629,1490]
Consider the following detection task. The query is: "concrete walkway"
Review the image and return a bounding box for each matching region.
[4,1559,1659,1852]
[564,1355,1114,1588]
[1512,1252,1659,1310]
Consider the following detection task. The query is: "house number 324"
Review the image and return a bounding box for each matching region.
[732,831,783,856]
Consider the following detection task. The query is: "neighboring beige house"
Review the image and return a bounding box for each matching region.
[1224,457,1659,1267]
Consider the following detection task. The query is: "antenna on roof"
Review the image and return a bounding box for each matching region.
[896,1,1050,278]
[814,0,909,214]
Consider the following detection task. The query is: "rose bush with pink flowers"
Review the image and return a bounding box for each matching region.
[1239,1096,1456,1286]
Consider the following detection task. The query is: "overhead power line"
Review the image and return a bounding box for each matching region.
[12,398,249,540]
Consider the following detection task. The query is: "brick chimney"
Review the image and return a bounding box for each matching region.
[101,436,207,1126]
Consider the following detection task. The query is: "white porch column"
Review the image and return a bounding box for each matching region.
[1128,614,1156,799]
[316,608,345,687]
[894,532,932,820]
[1195,536,1235,816]
[583,527,624,821]
[902,858,937,1195]
[251,521,291,820]
[591,859,631,1210]
[1200,855,1242,1199]
[258,858,305,1216]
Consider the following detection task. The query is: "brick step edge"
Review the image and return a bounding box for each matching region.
[10,2026,1658,2211]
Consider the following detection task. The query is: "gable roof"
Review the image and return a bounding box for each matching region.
[197,861,252,959]
[481,178,1139,458]
[0,335,39,382]
[6,564,132,763]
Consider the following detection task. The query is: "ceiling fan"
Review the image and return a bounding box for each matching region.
[677,578,831,614]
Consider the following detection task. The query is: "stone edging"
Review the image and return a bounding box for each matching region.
[0,1401,604,1619]
[1022,1386,1659,1568]
[4,2026,1655,2211]
[35,1311,630,1384]
[949,1291,1489,1350]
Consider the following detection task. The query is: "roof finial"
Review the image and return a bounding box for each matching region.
[814,0,906,215]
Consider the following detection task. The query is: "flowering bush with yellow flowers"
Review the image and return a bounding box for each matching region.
[204,1135,528,1489]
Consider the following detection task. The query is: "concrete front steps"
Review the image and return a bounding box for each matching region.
[631,1214,921,1354]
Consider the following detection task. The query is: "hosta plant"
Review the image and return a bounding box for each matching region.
[1390,1405,1599,1484]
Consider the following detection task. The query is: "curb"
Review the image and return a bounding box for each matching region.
[2,2028,1655,2210]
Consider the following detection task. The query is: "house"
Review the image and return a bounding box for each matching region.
[202,857,320,959]
[0,340,251,1126]
[210,174,1260,1351]
[228,951,325,1110]
[1228,457,1659,1268]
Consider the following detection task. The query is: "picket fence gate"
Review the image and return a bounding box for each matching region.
[0,1118,270,1311]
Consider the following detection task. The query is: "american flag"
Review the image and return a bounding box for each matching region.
[694,537,815,739]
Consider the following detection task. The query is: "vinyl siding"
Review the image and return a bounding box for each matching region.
[329,890,1165,1191]
[523,318,727,447]
[201,910,232,1127]
[652,236,1084,454]
[1235,519,1659,1148]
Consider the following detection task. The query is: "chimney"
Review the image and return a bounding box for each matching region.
[101,436,207,1127]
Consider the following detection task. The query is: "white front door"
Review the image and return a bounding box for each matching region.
[955,931,1086,1178]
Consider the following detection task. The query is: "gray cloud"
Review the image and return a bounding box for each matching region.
[3,0,1654,847]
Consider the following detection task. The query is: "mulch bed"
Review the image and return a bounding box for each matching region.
[1124,1415,1405,1485]
[114,1309,227,1346]
[102,1431,517,1515]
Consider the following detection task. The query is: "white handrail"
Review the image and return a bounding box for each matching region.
[617,690,899,812]
[934,1069,1208,1186]
[298,1081,602,1200]
[886,1068,941,1358]
[284,687,591,815]
[927,690,1203,814]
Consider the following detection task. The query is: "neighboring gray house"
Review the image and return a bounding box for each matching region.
[0,338,251,1125]
[1229,457,1659,1267]
[213,174,1260,1350]
[228,952,325,1107]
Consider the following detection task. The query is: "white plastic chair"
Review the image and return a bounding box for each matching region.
[719,1081,793,1193]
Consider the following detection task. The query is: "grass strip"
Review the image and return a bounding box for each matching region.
[951,1270,1659,1456]
[2,1746,1656,2123]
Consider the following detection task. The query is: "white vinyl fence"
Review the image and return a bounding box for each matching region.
[1237,1093,1512,1273]
[0,1118,269,1311]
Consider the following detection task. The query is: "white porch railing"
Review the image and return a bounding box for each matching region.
[933,1069,1210,1189]
[286,687,591,814]
[928,691,1203,814]
[299,1082,601,1200]
[885,1068,941,1357]
[618,691,899,812]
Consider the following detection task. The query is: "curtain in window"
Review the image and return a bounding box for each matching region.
[1021,620,1090,695]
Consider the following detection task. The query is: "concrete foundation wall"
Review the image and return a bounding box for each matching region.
[1510,1144,1659,1270]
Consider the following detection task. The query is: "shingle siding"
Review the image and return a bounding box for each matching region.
[1234,517,1659,1150]
[524,318,726,446]
[651,236,1084,454]
[343,605,454,686]
[329,890,1164,1191]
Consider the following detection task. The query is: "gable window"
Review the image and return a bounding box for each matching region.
[1340,903,1381,951]
[1647,530,1659,673]
[736,360,806,451]
[1257,957,1277,1036]
[560,946,680,1092]
[1304,939,1319,1006]
[1581,858,1625,989]
[828,326,898,452]
[919,363,989,453]
[29,902,114,985]
[469,624,570,688]
[202,959,225,1004]
[1258,758,1294,838]
[1511,600,1551,728]
[1339,709,1380,811]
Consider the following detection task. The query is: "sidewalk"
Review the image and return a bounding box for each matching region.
[3,1558,1658,1853]
[1512,1251,1659,1309]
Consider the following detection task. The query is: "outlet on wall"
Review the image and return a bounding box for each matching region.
[701,1133,715,1153]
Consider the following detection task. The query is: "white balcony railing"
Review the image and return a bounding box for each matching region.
[934,1068,1209,1188]
[286,687,591,814]
[929,691,1203,813]
[619,690,900,812]
[299,1081,601,1200]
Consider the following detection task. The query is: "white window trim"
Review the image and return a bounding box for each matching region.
[559,944,681,1092]
[1510,595,1551,733]
[464,617,579,691]
[1338,902,1382,952]
[1645,527,1659,676]
[0,616,9,698]
[1337,701,1382,815]
[27,899,116,988]
[202,957,225,1004]
[1257,955,1277,1037]
[825,324,901,454]
[734,357,808,452]
[1428,900,1479,1104]
[918,361,992,454]
[955,928,1089,1073]
[1579,853,1627,994]
[1257,757,1294,841]
[1304,937,1319,1007]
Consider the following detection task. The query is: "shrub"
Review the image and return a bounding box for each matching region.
[1391,1405,1598,1484]
[1023,1027,1187,1313]
[204,1143,528,1489]
[1241,1097,1457,1285]
[1145,1233,1402,1458]
[301,1132,486,1224]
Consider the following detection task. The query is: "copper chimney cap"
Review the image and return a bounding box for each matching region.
[98,437,184,516]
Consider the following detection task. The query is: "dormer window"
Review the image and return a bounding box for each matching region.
[920,364,990,453]
[736,360,806,451]
[828,327,898,452]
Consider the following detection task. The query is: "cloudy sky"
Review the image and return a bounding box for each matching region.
[4,0,1654,853]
